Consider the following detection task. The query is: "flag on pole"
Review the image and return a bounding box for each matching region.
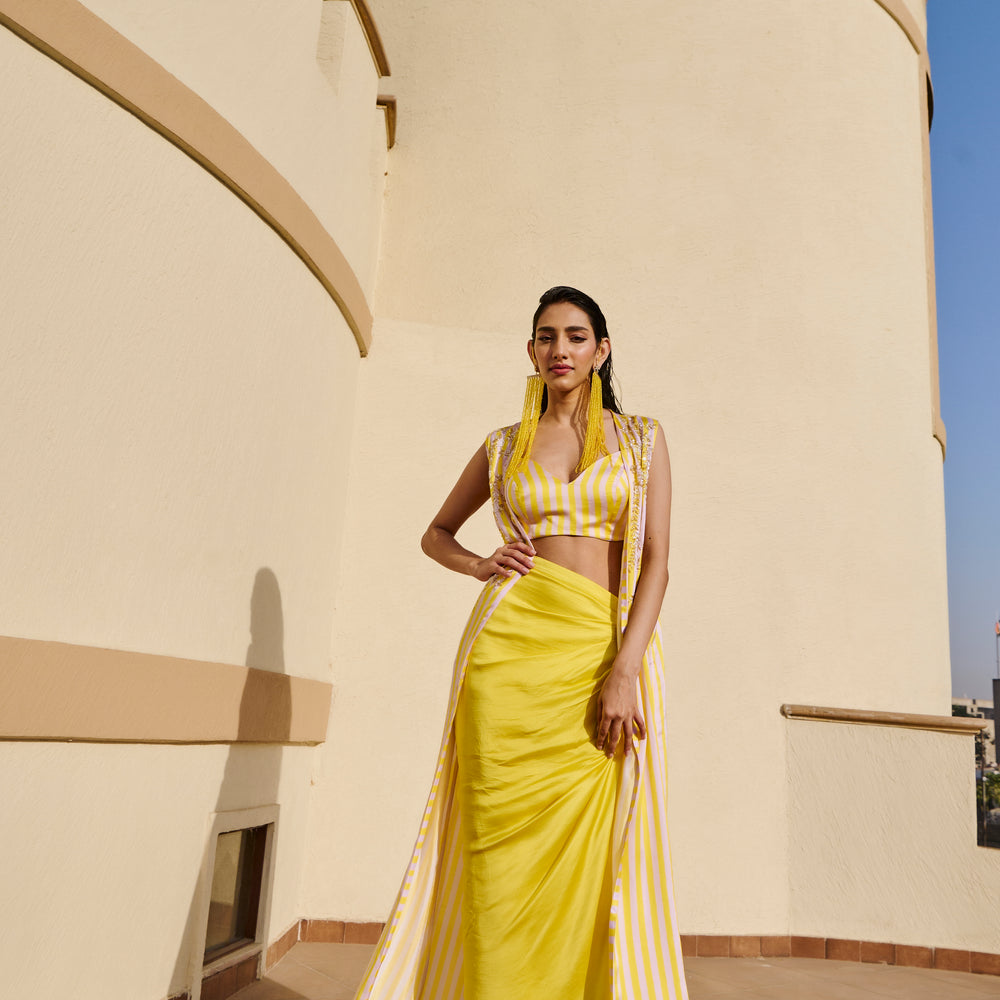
[996,620,1000,637]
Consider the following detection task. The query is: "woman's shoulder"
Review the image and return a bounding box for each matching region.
[613,413,666,466]
[484,423,521,452]
[612,411,661,437]
[485,422,520,440]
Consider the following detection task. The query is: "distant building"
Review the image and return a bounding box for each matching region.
[954,698,997,766]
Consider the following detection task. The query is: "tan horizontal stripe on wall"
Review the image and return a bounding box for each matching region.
[0,635,332,744]
[0,0,374,355]
[871,0,926,55]
[781,703,984,735]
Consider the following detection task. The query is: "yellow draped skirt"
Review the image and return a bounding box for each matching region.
[455,556,623,1000]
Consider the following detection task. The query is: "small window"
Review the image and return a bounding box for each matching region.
[204,825,268,962]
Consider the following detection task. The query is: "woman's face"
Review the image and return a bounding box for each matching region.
[528,301,610,394]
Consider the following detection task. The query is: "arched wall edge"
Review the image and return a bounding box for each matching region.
[347,0,391,77]
[868,1,945,456]
[918,48,946,457]
[0,0,378,356]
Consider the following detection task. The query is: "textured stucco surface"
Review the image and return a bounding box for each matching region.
[788,719,1000,954]
[0,743,315,998]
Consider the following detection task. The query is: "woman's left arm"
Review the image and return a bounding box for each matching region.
[596,424,672,757]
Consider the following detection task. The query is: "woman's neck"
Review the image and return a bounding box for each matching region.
[540,384,589,427]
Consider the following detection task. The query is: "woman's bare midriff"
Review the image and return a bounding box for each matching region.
[531,536,623,596]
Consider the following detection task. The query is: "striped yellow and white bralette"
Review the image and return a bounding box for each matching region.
[504,452,629,542]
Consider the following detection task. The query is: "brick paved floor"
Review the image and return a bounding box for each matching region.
[232,942,1000,1000]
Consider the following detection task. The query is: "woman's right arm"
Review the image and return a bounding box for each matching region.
[421,444,535,582]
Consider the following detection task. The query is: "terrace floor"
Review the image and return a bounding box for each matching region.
[233,942,1000,1000]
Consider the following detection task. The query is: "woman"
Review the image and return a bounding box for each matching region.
[355,287,688,1000]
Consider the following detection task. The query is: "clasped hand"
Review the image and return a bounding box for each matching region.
[597,663,646,758]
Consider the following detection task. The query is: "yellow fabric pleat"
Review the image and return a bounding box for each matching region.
[455,557,622,1000]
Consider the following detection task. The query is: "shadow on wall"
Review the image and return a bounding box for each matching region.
[168,567,293,1000]
[246,567,286,674]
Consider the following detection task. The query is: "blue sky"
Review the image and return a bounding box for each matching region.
[928,2,1000,699]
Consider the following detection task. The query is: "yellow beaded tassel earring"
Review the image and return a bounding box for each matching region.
[508,368,544,474]
[575,364,610,474]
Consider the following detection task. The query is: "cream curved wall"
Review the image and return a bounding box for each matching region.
[0,5,373,995]
[312,0,953,950]
[0,25,359,676]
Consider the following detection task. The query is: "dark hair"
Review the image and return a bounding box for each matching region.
[532,286,621,413]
